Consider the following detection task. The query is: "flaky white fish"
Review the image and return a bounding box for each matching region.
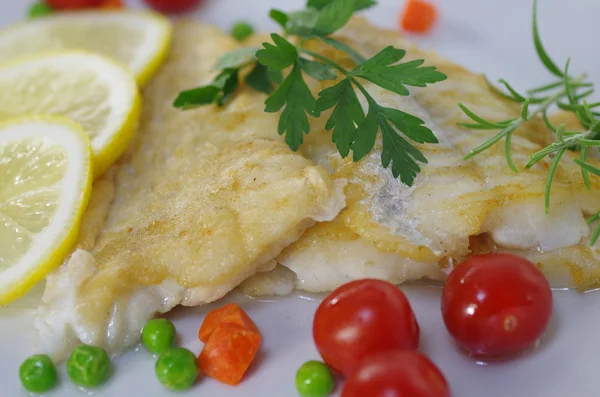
[35,21,345,360]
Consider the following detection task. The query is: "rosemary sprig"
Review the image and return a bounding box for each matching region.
[457,0,600,245]
[588,211,600,247]
[173,0,447,186]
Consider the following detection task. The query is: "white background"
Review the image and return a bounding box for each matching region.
[1,0,600,396]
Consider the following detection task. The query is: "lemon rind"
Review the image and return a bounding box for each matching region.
[0,10,173,86]
[0,50,141,179]
[0,115,93,305]
[132,11,173,87]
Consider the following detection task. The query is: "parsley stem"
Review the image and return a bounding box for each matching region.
[316,37,367,64]
[301,48,378,104]
[350,77,376,102]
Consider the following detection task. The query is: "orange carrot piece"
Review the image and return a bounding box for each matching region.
[100,0,123,8]
[198,303,259,343]
[400,0,438,34]
[198,323,262,386]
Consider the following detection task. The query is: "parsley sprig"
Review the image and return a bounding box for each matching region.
[174,0,447,186]
[457,0,600,245]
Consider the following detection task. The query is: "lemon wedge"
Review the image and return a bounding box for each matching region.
[0,116,92,305]
[0,11,172,86]
[0,51,141,178]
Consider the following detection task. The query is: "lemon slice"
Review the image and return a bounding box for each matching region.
[0,51,141,178]
[0,11,172,86]
[0,116,92,305]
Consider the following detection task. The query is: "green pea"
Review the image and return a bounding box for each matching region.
[28,2,54,19]
[142,318,176,354]
[19,354,57,393]
[296,360,335,397]
[67,344,112,388]
[155,347,199,390]
[231,21,255,42]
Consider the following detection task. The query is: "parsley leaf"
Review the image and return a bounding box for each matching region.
[318,37,366,64]
[379,112,427,185]
[175,1,448,187]
[269,9,289,29]
[350,99,433,185]
[351,102,379,160]
[173,86,220,109]
[307,0,376,11]
[264,64,319,150]
[314,0,358,36]
[173,68,239,109]
[380,107,438,144]
[215,69,239,106]
[285,9,320,36]
[256,34,298,71]
[268,70,283,84]
[351,46,447,95]
[299,58,337,80]
[246,63,277,94]
[352,46,406,74]
[213,47,258,70]
[315,79,365,157]
[285,0,368,37]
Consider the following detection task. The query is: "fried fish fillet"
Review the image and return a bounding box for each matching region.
[35,21,346,360]
[244,17,600,295]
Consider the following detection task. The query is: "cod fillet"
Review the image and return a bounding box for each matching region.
[34,21,346,360]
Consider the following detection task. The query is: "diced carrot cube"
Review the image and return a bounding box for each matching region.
[198,303,259,343]
[400,0,438,34]
[198,323,262,386]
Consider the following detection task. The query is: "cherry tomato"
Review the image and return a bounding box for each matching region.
[441,253,552,359]
[46,0,104,9]
[313,279,419,377]
[341,350,450,397]
[143,0,202,13]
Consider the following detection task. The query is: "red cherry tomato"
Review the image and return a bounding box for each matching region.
[441,253,552,359]
[143,0,202,13]
[313,279,419,377]
[46,0,104,9]
[341,350,450,397]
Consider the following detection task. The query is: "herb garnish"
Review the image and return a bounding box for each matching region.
[173,0,447,186]
[458,0,600,245]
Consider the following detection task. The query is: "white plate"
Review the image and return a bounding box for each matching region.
[2,0,599,396]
